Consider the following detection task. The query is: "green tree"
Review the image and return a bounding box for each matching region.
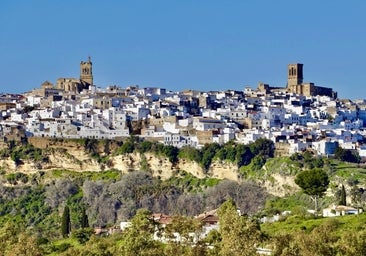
[81,207,89,228]
[249,138,274,158]
[119,208,163,255]
[273,220,338,256]
[61,235,118,255]
[303,151,315,169]
[164,216,206,255]
[8,232,44,256]
[218,199,262,256]
[201,143,221,170]
[204,229,222,255]
[350,186,363,209]
[295,168,330,212]
[335,147,360,163]
[251,155,266,171]
[338,229,366,256]
[61,205,71,238]
[225,146,237,162]
[137,140,153,153]
[163,145,179,164]
[215,147,227,161]
[118,140,135,154]
[290,152,303,161]
[178,146,202,163]
[71,228,94,244]
[235,144,253,167]
[0,222,21,255]
[339,184,347,206]
[271,233,299,256]
[314,157,324,168]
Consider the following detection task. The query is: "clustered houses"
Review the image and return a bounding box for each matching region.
[1,59,366,157]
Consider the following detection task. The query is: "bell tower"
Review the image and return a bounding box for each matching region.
[80,56,93,85]
[287,63,303,87]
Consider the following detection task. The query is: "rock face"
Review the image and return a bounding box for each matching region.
[208,161,240,181]
[0,151,239,181]
[1,138,240,180]
[0,138,297,196]
[259,173,299,197]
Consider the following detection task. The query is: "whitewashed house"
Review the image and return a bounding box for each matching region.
[193,117,225,132]
[312,139,339,156]
[323,204,360,217]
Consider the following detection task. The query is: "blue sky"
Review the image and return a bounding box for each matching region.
[1,1,365,99]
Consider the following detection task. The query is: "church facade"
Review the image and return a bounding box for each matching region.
[258,63,337,98]
[56,57,93,93]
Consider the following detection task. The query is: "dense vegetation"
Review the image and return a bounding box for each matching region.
[2,198,366,255]
[0,170,267,227]
[82,136,275,170]
[0,169,269,254]
[1,137,366,254]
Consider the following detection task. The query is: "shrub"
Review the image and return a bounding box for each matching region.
[72,228,94,244]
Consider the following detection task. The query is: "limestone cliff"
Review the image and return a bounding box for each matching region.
[0,150,239,181]
[0,138,297,196]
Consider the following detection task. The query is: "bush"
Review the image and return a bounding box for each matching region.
[137,140,153,153]
[335,147,361,163]
[116,141,135,154]
[72,228,94,244]
[251,155,266,171]
[178,146,202,163]
[162,145,179,164]
[200,143,221,170]
[6,172,28,185]
[53,242,71,253]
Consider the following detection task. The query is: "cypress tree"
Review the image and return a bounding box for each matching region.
[61,205,71,237]
[339,184,347,206]
[81,208,89,228]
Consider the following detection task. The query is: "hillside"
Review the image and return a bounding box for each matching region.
[3,137,238,180]
[2,137,366,199]
[0,137,297,197]
[1,138,366,254]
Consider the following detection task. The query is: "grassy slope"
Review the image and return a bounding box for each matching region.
[261,212,366,238]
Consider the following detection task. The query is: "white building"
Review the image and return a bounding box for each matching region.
[192,117,225,131]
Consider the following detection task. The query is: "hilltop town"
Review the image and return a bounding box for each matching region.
[2,59,366,255]
[1,58,365,158]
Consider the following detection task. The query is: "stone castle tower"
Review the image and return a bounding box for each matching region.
[80,56,93,85]
[287,63,303,87]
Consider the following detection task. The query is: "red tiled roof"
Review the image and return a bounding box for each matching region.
[152,213,173,225]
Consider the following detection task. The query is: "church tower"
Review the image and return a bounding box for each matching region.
[80,57,93,85]
[287,63,303,87]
